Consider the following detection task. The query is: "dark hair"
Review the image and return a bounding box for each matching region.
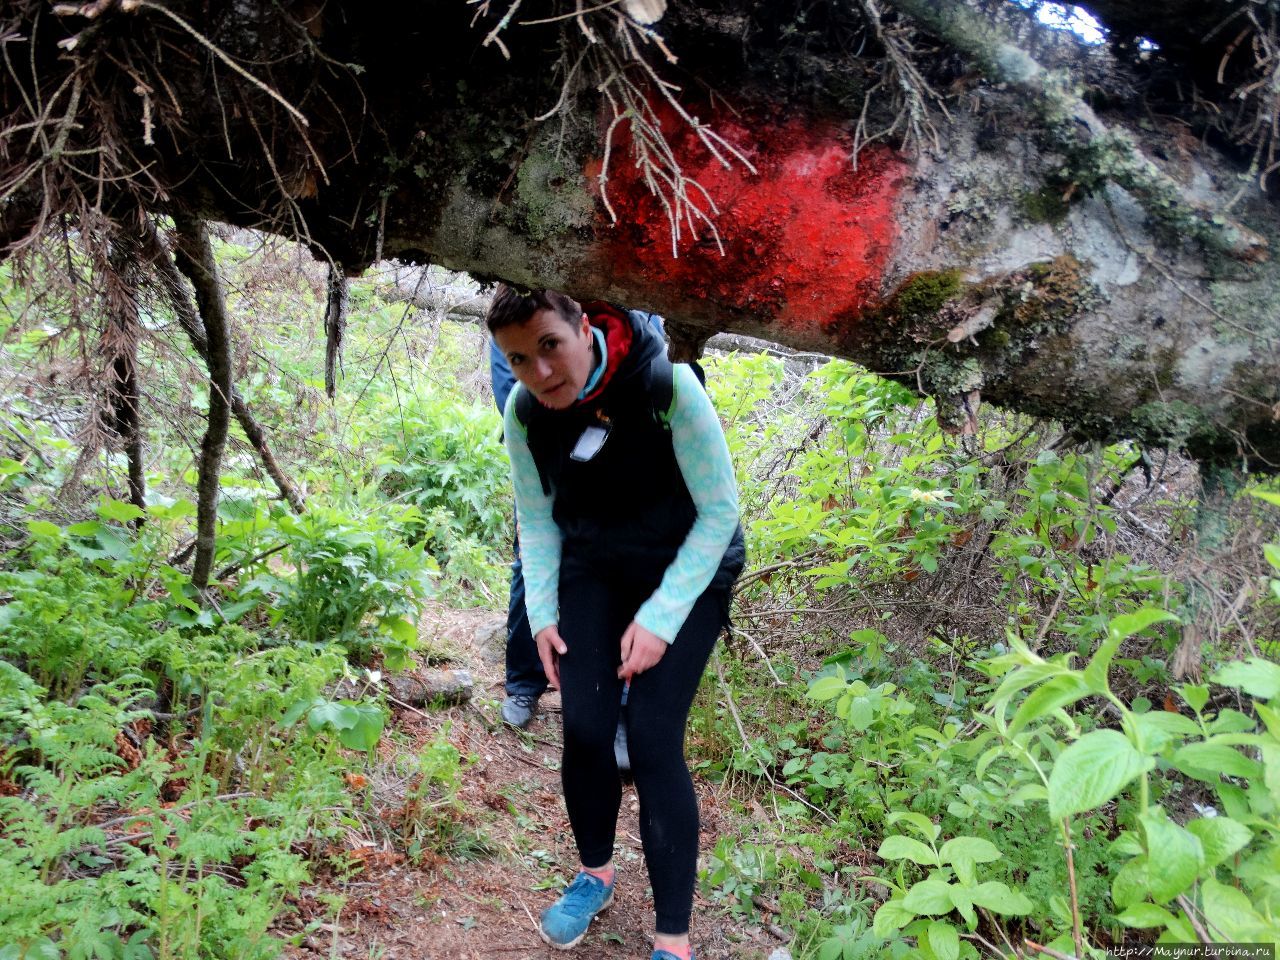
[486,284,582,334]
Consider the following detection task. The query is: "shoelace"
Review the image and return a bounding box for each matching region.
[559,874,604,916]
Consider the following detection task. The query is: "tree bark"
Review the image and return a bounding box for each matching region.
[106,234,146,517]
[170,216,233,593]
[323,264,347,399]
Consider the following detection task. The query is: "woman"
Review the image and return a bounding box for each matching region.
[488,285,744,960]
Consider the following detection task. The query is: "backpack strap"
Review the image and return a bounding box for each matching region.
[512,385,554,496]
[645,353,678,430]
[513,382,536,431]
[647,356,709,429]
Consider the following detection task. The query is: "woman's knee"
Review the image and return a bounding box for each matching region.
[625,718,687,778]
[561,707,619,754]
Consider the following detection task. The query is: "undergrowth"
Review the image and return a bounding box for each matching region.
[1,239,1278,959]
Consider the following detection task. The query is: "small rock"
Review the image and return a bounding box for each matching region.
[768,949,793,960]
[473,617,508,664]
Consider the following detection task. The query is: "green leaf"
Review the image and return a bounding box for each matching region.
[149,498,196,519]
[216,598,259,623]
[281,697,316,728]
[97,498,147,523]
[337,704,386,751]
[1116,902,1177,929]
[26,519,62,539]
[1186,816,1252,869]
[1082,609,1179,693]
[1130,711,1198,753]
[886,811,940,842]
[1263,744,1280,805]
[1139,807,1202,903]
[878,835,939,867]
[1107,608,1180,642]
[1179,684,1210,714]
[903,879,955,915]
[947,885,975,927]
[1249,489,1280,507]
[873,900,915,937]
[308,700,359,732]
[938,837,1001,886]
[1172,741,1261,781]
[1048,730,1154,820]
[808,675,847,702]
[380,615,417,646]
[11,939,60,960]
[1205,708,1257,735]
[1111,857,1149,910]
[1200,877,1274,941]
[1009,674,1092,735]
[847,697,875,731]
[967,881,1032,915]
[927,922,959,960]
[1212,658,1280,700]
[1264,543,1280,572]
[1257,702,1280,738]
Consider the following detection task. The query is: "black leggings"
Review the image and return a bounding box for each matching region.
[557,565,725,935]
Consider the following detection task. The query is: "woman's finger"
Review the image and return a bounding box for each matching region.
[618,628,666,679]
[536,626,565,689]
[618,623,636,672]
[541,644,560,689]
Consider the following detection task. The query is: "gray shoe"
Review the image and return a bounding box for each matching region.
[614,717,631,773]
[502,693,539,728]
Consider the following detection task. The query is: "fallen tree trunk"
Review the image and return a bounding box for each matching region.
[3,1,1279,468]
[328,669,474,709]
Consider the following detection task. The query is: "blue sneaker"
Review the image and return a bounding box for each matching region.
[652,950,694,960]
[539,871,615,949]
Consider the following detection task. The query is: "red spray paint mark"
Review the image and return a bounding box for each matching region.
[587,101,908,337]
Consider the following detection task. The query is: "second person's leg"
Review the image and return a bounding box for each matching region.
[502,535,548,728]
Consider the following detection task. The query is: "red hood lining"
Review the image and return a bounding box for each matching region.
[577,302,633,405]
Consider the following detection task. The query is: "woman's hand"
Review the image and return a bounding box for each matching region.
[535,625,568,690]
[618,621,667,680]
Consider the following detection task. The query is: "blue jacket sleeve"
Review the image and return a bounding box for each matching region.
[634,363,739,642]
[502,388,561,637]
[490,337,517,415]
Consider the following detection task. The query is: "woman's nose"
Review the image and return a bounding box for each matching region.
[533,358,552,381]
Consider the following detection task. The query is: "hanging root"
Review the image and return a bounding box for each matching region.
[475,0,756,258]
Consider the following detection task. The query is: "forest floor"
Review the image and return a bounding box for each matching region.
[276,601,788,960]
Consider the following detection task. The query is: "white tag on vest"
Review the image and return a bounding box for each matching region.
[570,424,610,461]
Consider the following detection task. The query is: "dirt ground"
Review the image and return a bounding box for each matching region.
[276,601,788,960]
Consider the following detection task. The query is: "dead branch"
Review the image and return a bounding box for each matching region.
[138,218,306,515]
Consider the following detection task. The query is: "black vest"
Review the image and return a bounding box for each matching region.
[515,310,744,591]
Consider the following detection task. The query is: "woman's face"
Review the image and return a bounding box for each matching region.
[495,307,595,410]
